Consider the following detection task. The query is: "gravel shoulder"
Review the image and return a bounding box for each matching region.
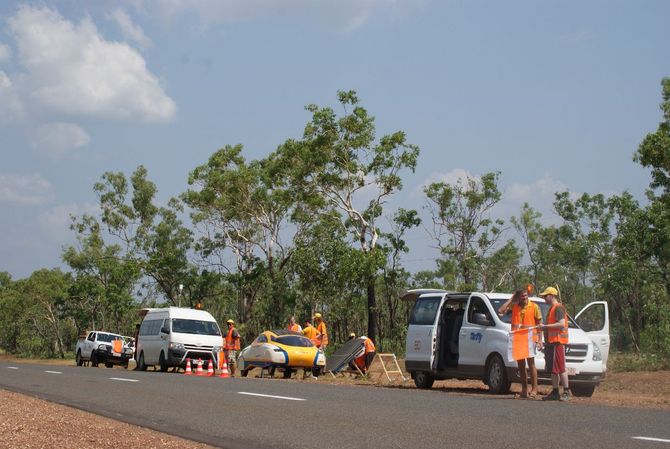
[1,355,668,449]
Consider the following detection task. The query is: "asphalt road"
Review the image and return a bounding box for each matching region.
[1,361,669,449]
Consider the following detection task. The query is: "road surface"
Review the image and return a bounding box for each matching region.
[1,361,669,449]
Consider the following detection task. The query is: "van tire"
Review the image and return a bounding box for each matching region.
[486,354,510,394]
[138,351,148,371]
[159,352,168,372]
[413,371,435,389]
[571,384,596,397]
[76,350,83,367]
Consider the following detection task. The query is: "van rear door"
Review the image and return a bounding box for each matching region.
[574,301,610,367]
[404,290,447,373]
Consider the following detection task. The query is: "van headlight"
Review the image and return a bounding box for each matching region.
[169,342,185,350]
[592,344,602,361]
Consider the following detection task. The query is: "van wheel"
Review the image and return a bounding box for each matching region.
[76,350,83,367]
[159,352,168,372]
[413,371,435,389]
[138,351,148,371]
[486,355,511,394]
[571,385,596,397]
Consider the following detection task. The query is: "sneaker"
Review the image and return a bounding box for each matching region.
[559,390,571,402]
[542,391,560,401]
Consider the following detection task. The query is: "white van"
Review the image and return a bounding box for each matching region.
[135,307,224,371]
[403,290,610,397]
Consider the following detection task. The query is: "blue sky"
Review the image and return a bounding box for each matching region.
[1,0,668,279]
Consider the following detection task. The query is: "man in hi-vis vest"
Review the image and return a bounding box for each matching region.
[539,287,571,401]
[498,288,542,398]
[224,319,241,376]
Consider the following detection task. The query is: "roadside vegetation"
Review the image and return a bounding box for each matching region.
[2,80,670,366]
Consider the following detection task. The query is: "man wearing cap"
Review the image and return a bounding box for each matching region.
[224,319,241,376]
[314,313,328,352]
[539,287,571,401]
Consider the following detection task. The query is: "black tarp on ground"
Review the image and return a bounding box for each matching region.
[325,338,366,374]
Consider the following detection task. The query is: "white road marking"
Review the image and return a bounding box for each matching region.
[7,366,19,370]
[45,370,62,374]
[109,377,139,383]
[633,436,670,443]
[238,392,306,401]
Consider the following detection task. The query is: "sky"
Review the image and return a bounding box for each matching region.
[1,0,669,279]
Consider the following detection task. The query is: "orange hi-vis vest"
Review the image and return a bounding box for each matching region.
[288,323,300,332]
[355,337,376,370]
[303,325,320,345]
[316,321,328,346]
[547,304,569,344]
[512,302,539,342]
[225,327,240,350]
[510,302,538,361]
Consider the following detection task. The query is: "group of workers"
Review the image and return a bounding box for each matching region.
[288,313,376,374]
[498,286,570,401]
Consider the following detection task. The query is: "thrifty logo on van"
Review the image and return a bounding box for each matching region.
[470,332,483,343]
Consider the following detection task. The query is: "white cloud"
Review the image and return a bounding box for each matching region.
[0,173,54,206]
[135,0,424,32]
[7,5,175,122]
[497,175,573,226]
[0,70,24,123]
[0,43,11,62]
[39,202,99,240]
[32,122,90,159]
[109,8,153,49]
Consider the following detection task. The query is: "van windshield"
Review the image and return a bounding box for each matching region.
[171,319,222,336]
[489,298,578,328]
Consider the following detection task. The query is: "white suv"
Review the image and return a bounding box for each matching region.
[403,290,609,397]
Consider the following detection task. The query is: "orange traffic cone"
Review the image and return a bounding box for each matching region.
[184,358,193,375]
[195,358,204,376]
[219,357,230,378]
[206,359,215,377]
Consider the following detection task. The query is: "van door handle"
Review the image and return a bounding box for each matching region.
[460,332,466,337]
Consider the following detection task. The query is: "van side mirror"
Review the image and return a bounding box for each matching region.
[160,327,170,334]
[473,312,491,326]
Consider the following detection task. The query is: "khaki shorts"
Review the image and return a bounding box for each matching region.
[225,350,237,365]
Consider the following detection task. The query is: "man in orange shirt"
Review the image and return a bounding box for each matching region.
[498,289,542,398]
[349,334,376,374]
[287,315,302,333]
[302,319,320,346]
[224,319,241,376]
[314,313,328,352]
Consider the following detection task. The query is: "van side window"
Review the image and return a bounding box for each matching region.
[140,319,163,336]
[410,296,442,325]
[467,297,494,326]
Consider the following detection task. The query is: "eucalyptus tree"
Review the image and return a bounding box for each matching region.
[18,269,72,358]
[276,90,420,341]
[424,171,505,290]
[183,144,304,324]
[91,166,194,305]
[635,77,670,294]
[63,216,140,334]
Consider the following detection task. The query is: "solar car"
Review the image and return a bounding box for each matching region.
[238,329,326,378]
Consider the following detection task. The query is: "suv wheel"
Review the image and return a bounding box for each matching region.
[90,353,98,367]
[413,371,435,389]
[76,350,83,367]
[486,354,511,394]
